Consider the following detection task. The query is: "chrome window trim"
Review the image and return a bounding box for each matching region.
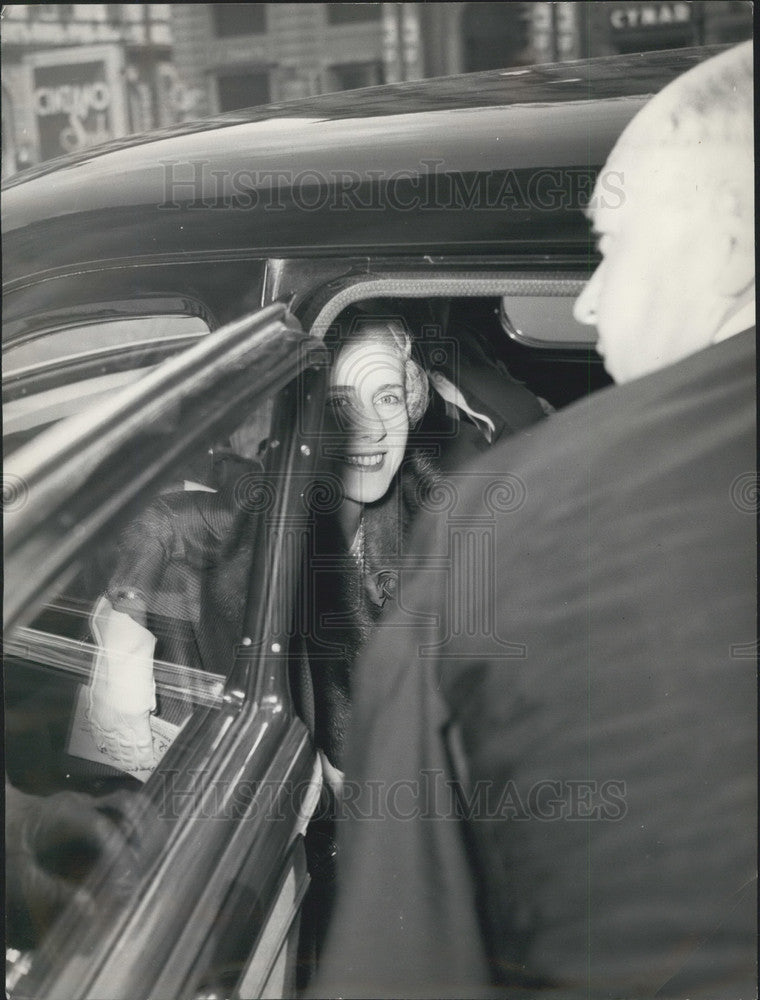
[3,333,208,385]
[2,297,214,350]
[4,626,226,708]
[233,840,310,1000]
[304,270,596,348]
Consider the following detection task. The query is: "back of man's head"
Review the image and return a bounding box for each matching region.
[626,40,753,148]
[574,42,754,384]
[616,41,754,209]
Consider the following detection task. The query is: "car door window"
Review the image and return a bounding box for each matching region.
[4,315,211,373]
[5,399,272,796]
[3,313,211,453]
[5,304,325,998]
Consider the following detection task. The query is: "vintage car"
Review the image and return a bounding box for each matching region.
[3,45,722,1000]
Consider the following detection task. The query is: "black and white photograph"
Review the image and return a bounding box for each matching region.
[2,3,756,998]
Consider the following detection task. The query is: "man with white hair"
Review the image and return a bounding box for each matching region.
[313,42,755,999]
[574,40,754,380]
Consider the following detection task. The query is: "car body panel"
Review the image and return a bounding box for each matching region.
[5,307,328,999]
[2,44,719,191]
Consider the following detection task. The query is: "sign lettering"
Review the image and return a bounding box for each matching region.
[34,82,111,118]
[609,2,692,31]
[33,59,116,159]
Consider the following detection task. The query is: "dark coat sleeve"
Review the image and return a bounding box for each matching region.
[312,513,494,999]
[106,491,247,675]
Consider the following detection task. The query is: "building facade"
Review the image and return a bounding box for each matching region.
[169,2,534,118]
[1,3,176,176]
[2,3,752,175]
[170,2,753,118]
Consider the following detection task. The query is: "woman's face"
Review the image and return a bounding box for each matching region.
[325,336,410,505]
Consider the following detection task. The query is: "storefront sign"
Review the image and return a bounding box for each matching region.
[609,2,693,31]
[27,46,127,161]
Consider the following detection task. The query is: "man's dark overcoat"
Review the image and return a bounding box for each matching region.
[314,329,757,999]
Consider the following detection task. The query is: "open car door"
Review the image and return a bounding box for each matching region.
[5,302,328,1000]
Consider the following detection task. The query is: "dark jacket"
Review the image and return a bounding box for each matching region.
[105,452,440,763]
[107,485,252,679]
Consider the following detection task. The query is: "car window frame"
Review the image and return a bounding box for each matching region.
[2,295,215,354]
[296,268,597,343]
[3,302,217,452]
[3,334,212,400]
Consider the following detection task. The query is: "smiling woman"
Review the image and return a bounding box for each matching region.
[296,315,439,969]
[307,318,435,773]
[325,320,428,526]
[327,339,409,504]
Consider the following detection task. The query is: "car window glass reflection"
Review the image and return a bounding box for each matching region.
[4,397,274,955]
[4,315,210,373]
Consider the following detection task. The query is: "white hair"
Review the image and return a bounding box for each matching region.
[610,42,754,212]
[619,41,753,150]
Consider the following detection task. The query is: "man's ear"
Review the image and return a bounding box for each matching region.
[714,185,755,298]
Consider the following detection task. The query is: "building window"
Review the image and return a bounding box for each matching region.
[327,61,384,91]
[216,71,270,112]
[462,2,531,72]
[212,3,267,37]
[325,3,382,25]
[30,4,71,20]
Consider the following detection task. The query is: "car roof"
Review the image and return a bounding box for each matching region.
[2,46,726,286]
[3,45,720,187]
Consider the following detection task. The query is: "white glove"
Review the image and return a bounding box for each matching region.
[87,595,157,773]
[318,749,345,801]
